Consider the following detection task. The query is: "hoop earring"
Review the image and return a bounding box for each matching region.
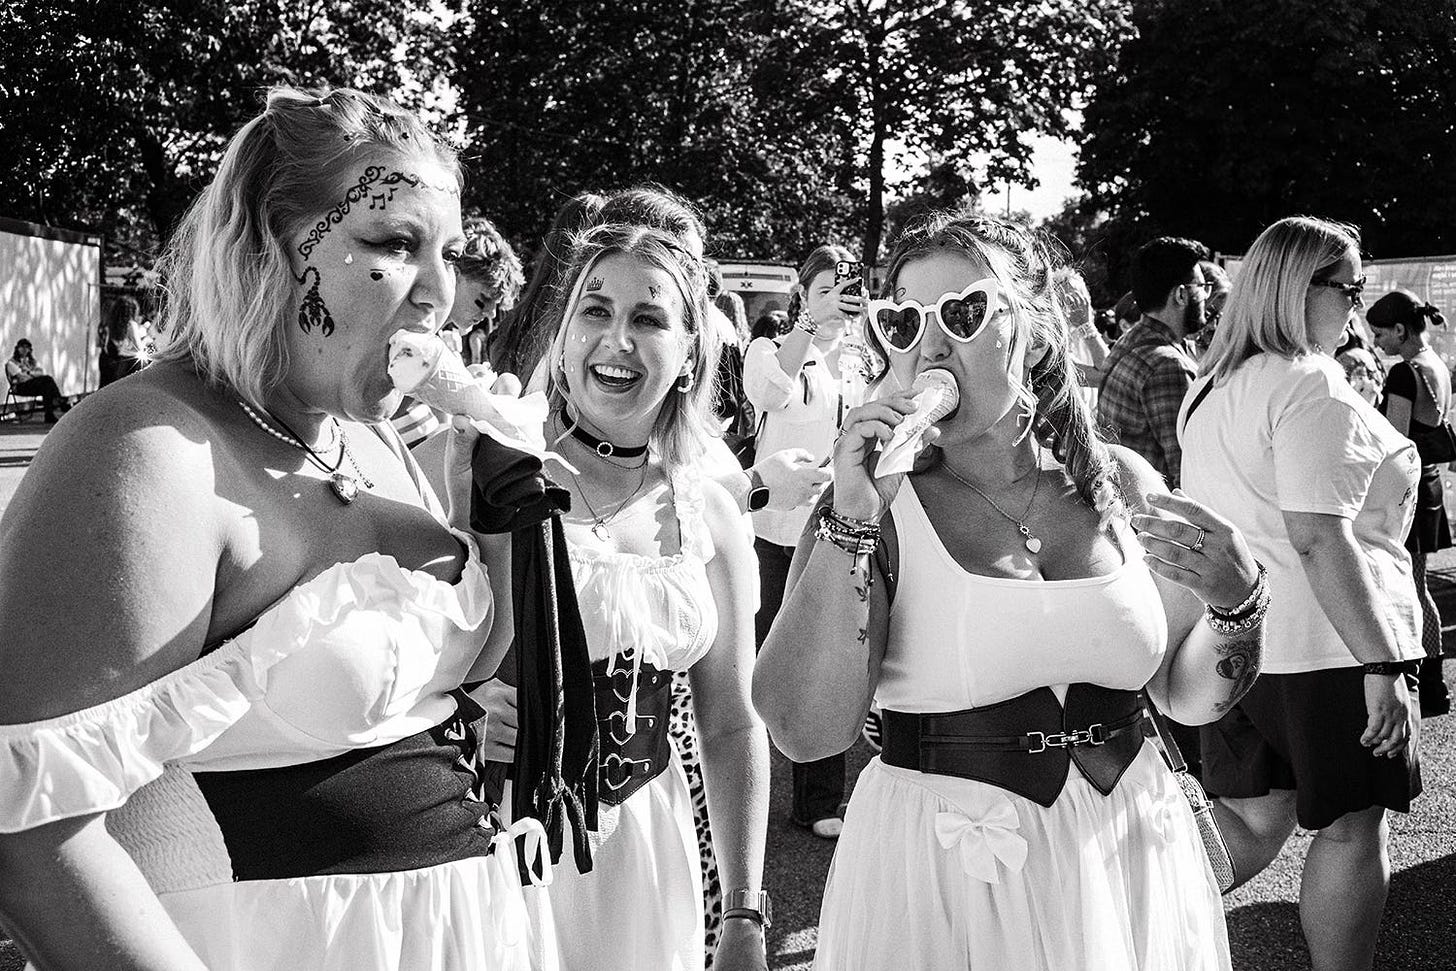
[676,372,694,394]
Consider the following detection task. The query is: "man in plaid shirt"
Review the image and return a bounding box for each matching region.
[1097,237,1213,489]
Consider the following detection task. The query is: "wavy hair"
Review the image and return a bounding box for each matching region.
[150,85,460,409]
[458,215,524,309]
[544,223,719,470]
[881,208,1118,515]
[1202,216,1360,384]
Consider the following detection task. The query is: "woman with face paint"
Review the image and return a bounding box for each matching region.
[0,87,549,970]
[497,222,769,971]
[756,211,1263,969]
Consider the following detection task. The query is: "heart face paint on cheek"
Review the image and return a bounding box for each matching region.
[370,270,386,281]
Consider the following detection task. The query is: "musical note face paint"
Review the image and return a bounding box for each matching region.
[285,154,466,422]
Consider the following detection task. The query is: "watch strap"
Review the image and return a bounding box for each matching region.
[1362,660,1419,676]
[723,889,772,927]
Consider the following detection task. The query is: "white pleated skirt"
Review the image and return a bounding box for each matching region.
[813,745,1231,971]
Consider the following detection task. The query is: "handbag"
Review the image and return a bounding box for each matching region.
[1405,363,1456,465]
[1144,702,1237,894]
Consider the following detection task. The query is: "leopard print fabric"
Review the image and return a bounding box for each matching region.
[670,670,722,965]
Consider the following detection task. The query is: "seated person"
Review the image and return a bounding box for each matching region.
[5,338,69,421]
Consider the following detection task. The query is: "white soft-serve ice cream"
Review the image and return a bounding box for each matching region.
[387,330,575,471]
[874,368,960,477]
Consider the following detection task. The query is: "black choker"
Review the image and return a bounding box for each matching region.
[570,424,649,459]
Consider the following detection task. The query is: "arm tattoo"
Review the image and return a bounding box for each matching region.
[1211,637,1261,713]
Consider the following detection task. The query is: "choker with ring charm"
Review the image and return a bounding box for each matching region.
[238,400,375,505]
[569,423,649,461]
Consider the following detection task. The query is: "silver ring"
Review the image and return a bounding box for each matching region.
[1191,526,1207,552]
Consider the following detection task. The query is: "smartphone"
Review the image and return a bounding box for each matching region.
[834,259,864,297]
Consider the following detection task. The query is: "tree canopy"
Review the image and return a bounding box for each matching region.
[1077,0,1456,263]
[0,0,458,252]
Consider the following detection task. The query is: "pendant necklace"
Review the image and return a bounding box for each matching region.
[572,460,650,541]
[238,400,375,505]
[941,445,1044,554]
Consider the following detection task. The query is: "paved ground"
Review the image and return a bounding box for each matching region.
[2,421,1453,970]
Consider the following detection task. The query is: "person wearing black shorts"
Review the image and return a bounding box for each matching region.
[1180,216,1423,971]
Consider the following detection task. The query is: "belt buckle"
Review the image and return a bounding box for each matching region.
[1027,723,1105,752]
[600,710,658,746]
[602,752,650,790]
[1026,731,1050,753]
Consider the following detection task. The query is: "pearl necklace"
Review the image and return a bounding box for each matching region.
[238,400,375,505]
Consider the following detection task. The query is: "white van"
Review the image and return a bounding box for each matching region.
[717,261,797,326]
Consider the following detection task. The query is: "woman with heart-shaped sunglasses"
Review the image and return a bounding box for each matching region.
[757,210,1263,969]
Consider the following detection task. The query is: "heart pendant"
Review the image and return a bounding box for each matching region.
[330,473,359,504]
[1025,535,1042,554]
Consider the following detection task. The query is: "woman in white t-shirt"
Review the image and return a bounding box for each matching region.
[742,243,868,837]
[1180,216,1423,971]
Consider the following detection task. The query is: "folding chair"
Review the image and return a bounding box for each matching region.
[1,384,43,422]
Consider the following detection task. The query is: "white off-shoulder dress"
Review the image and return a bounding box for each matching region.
[0,453,553,970]
[812,480,1231,970]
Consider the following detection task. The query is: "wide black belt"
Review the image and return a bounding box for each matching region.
[592,657,673,807]
[880,684,1150,807]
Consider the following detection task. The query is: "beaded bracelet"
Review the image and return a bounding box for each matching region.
[794,309,819,336]
[1208,563,1268,619]
[814,508,879,580]
[1204,566,1271,636]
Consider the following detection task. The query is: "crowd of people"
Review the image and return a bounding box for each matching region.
[0,83,1446,971]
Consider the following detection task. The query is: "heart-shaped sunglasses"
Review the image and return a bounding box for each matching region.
[867,278,1000,353]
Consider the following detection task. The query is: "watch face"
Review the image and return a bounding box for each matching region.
[748,487,771,512]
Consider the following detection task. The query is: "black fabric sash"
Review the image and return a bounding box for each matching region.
[880,683,1151,808]
[470,434,599,876]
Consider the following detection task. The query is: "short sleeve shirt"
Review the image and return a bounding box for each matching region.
[1179,353,1422,673]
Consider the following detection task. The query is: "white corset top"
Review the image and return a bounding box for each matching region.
[876,479,1168,714]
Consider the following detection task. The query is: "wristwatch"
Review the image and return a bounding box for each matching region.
[747,469,771,512]
[723,888,773,928]
[1362,660,1420,676]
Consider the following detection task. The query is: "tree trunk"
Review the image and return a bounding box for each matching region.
[138,130,185,246]
[863,113,885,270]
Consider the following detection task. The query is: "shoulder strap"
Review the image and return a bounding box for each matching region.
[1179,379,1217,437]
[1410,359,1448,415]
[1142,697,1187,774]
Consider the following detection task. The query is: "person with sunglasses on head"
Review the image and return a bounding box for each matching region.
[742,243,866,840]
[1180,217,1423,971]
[1367,288,1452,718]
[756,209,1264,969]
[1098,236,1213,491]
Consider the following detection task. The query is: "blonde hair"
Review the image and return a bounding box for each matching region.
[882,209,1118,515]
[1203,216,1360,383]
[151,85,460,408]
[545,223,720,470]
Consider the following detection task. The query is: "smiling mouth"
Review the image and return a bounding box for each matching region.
[589,363,643,391]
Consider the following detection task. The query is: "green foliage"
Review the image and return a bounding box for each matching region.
[1078,0,1456,265]
[0,0,459,252]
[455,0,862,262]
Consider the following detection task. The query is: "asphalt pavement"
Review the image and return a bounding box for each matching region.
[1,419,1453,970]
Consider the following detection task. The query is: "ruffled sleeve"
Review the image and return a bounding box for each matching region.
[0,643,257,833]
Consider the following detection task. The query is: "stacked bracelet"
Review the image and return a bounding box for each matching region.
[794,309,819,336]
[1203,562,1270,636]
[815,507,880,579]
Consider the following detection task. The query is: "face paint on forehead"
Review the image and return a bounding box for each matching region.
[294,266,336,337]
[585,276,604,293]
[648,285,661,299]
[297,164,460,260]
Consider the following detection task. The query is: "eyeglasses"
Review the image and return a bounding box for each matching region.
[868,278,999,353]
[1181,280,1215,297]
[1310,275,1367,307]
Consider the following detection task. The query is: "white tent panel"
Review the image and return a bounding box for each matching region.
[0,220,102,396]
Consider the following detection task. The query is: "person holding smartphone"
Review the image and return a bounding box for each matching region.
[743,243,867,839]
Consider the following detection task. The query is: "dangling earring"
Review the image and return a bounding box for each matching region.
[676,372,694,394]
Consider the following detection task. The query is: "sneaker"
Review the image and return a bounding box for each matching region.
[861,708,883,753]
[810,817,843,840]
